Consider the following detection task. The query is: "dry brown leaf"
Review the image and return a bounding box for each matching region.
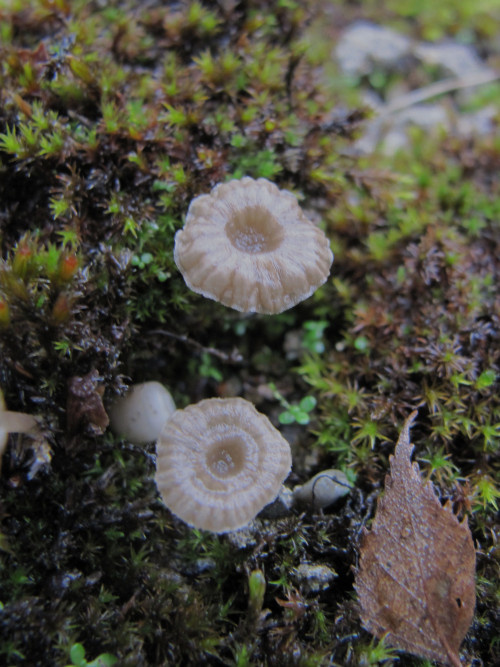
[355,411,476,667]
[66,369,109,437]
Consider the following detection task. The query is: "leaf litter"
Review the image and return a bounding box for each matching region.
[355,411,476,667]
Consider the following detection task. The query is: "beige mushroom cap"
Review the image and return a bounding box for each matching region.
[109,381,176,444]
[174,177,333,314]
[155,397,292,533]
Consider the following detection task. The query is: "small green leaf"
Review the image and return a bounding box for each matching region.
[476,369,496,390]
[69,643,86,666]
[295,411,311,425]
[354,336,370,352]
[87,654,118,667]
[279,411,295,425]
[69,57,94,85]
[299,395,317,412]
[248,569,266,617]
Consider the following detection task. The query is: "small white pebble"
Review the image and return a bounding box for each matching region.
[292,563,337,593]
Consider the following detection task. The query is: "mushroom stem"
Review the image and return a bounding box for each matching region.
[0,404,40,473]
[2,411,38,434]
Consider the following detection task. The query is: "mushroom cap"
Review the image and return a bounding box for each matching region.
[109,381,176,444]
[155,397,292,533]
[174,177,333,314]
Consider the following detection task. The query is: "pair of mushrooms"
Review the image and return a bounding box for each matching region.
[112,178,335,532]
[5,177,334,533]
[110,384,292,533]
[111,384,350,533]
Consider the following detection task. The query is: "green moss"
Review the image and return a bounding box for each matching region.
[0,0,499,664]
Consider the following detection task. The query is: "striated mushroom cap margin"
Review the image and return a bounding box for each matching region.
[174,177,333,314]
[155,397,292,533]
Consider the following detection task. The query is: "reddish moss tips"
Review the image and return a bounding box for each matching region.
[57,253,79,283]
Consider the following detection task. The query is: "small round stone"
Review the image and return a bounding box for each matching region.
[292,469,351,510]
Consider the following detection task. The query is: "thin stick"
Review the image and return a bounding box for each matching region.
[380,69,499,116]
[148,328,243,363]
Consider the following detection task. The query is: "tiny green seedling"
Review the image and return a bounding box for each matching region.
[269,382,317,425]
[199,352,223,382]
[302,320,328,354]
[65,642,117,667]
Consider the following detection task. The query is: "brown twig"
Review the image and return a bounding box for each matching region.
[380,69,500,116]
[148,328,243,363]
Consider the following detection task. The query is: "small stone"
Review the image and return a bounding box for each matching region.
[182,558,216,576]
[292,563,337,593]
[456,106,497,137]
[292,469,351,510]
[283,329,303,360]
[414,41,490,78]
[335,21,412,76]
[259,485,293,519]
[225,523,259,550]
[381,104,450,155]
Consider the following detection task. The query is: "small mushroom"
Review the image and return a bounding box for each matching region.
[109,381,176,444]
[155,397,292,533]
[174,177,333,314]
[0,389,39,472]
[292,469,351,510]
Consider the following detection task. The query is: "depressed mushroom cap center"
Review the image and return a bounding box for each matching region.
[206,437,246,479]
[225,205,284,254]
[155,396,292,532]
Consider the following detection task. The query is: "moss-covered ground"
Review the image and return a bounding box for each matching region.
[0,1,498,665]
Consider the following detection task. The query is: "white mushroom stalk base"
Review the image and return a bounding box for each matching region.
[1,411,38,434]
